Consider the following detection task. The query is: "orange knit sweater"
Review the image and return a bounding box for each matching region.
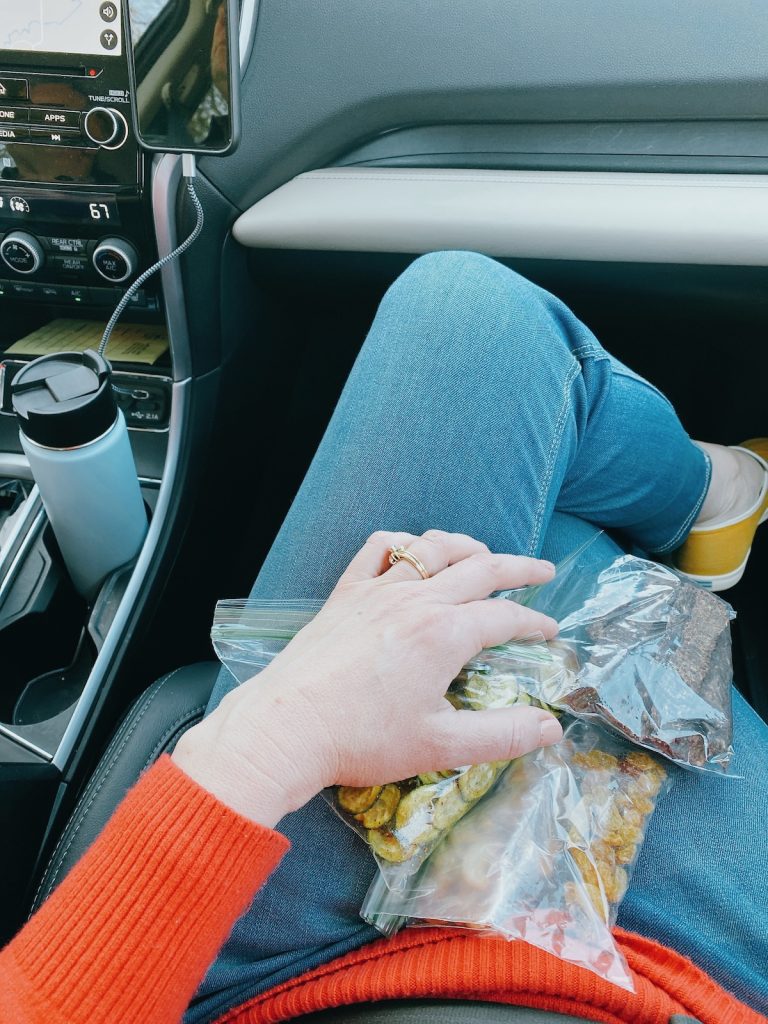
[0,756,762,1024]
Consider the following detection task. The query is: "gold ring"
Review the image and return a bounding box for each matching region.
[388,545,431,580]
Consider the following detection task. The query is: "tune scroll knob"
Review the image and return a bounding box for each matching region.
[0,231,44,275]
[92,237,138,283]
[83,106,128,149]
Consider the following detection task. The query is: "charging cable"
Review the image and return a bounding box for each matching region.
[98,153,204,357]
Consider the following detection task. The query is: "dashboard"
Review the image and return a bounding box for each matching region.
[0,0,159,314]
[204,0,768,211]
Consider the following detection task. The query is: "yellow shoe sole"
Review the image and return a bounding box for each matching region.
[674,438,768,591]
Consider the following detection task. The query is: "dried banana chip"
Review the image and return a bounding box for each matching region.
[337,785,382,814]
[457,762,498,802]
[395,786,441,846]
[368,827,414,863]
[354,783,400,828]
[417,770,458,786]
[460,670,520,710]
[432,781,468,830]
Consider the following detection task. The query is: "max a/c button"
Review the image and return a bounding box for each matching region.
[0,79,29,101]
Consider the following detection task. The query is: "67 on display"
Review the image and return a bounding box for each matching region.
[89,202,112,221]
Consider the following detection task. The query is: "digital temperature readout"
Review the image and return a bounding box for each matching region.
[0,191,120,227]
[88,201,112,221]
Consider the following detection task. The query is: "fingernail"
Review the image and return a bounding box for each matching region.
[542,561,556,575]
[539,718,563,746]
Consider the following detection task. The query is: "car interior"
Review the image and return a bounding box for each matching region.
[0,0,767,1018]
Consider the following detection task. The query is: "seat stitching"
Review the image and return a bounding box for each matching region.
[30,683,164,914]
[31,666,187,910]
[141,704,206,770]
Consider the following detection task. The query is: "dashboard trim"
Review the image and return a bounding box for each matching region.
[233,167,768,267]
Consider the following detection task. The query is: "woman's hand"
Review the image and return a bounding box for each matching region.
[172,530,562,826]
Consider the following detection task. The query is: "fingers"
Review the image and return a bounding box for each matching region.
[337,531,419,584]
[337,531,556,607]
[430,706,563,768]
[428,552,556,604]
[382,529,489,583]
[458,598,559,654]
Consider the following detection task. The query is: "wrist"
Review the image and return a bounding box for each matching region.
[171,675,333,826]
[171,723,291,828]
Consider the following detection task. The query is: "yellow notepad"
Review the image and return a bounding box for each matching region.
[5,320,169,365]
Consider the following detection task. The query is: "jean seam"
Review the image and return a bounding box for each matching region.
[570,343,605,361]
[528,358,582,555]
[652,448,713,554]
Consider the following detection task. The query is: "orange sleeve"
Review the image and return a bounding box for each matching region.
[0,754,290,1024]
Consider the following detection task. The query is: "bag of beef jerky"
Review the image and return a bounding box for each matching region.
[514,542,735,773]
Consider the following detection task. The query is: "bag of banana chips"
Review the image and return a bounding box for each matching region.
[211,597,561,887]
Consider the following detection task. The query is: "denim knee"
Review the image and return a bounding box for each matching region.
[376,251,567,366]
[386,250,540,313]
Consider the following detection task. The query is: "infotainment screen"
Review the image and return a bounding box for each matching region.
[0,0,123,58]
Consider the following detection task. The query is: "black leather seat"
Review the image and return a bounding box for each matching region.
[31,664,699,1024]
[32,662,220,910]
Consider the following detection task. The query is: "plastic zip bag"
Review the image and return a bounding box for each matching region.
[361,719,672,991]
[509,539,736,773]
[211,599,322,681]
[334,640,558,884]
[211,599,562,888]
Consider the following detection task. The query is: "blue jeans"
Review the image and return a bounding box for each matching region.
[185,252,768,1022]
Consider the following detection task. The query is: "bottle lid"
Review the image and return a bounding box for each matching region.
[11,349,117,449]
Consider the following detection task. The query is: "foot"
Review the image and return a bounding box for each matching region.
[673,439,768,591]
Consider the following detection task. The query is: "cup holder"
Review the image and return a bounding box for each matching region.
[0,517,91,729]
[0,478,149,756]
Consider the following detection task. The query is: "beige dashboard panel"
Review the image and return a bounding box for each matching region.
[232,168,768,266]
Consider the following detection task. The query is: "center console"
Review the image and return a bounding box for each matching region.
[0,1,158,309]
[0,2,177,941]
[0,1,171,470]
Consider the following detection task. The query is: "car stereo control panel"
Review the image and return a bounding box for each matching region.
[0,1,159,312]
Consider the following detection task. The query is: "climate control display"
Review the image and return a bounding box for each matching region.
[0,191,120,227]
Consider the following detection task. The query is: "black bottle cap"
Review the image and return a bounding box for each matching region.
[11,350,117,449]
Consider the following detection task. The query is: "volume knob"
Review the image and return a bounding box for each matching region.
[0,231,44,275]
[83,106,128,149]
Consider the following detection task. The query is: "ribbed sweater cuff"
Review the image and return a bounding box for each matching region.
[7,754,290,1024]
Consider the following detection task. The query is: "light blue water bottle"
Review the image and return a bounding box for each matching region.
[11,349,148,601]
